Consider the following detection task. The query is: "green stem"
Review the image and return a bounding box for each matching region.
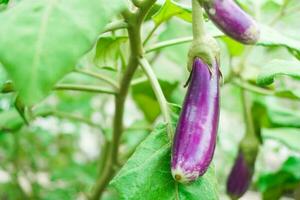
[145,36,193,53]
[139,57,173,138]
[1,82,117,95]
[54,84,117,95]
[90,0,156,199]
[131,76,147,85]
[192,0,205,41]
[240,89,255,136]
[102,20,128,33]
[232,79,274,96]
[35,109,102,129]
[143,24,159,46]
[74,68,119,91]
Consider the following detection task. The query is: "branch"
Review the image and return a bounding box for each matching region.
[231,79,274,96]
[102,20,128,33]
[139,57,173,138]
[35,109,102,129]
[89,0,157,199]
[74,68,119,91]
[1,82,117,95]
[131,76,147,85]
[143,24,159,46]
[54,84,117,95]
[145,37,192,53]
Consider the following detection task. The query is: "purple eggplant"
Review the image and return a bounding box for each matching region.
[171,57,220,183]
[226,151,254,199]
[226,135,259,199]
[203,0,259,44]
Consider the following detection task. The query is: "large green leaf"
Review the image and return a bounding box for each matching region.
[152,0,192,25]
[253,100,300,129]
[262,128,300,152]
[0,0,124,105]
[256,60,300,86]
[257,156,300,200]
[257,25,300,60]
[110,124,218,200]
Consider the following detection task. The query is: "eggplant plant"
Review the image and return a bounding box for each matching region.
[0,0,299,200]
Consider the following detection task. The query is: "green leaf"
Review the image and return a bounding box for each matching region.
[257,25,300,60]
[253,100,300,129]
[257,156,300,200]
[94,36,127,68]
[152,0,192,25]
[0,0,124,106]
[256,59,300,86]
[110,124,218,200]
[131,79,178,122]
[262,128,300,151]
[0,109,24,133]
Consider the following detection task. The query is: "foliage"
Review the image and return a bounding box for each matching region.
[0,0,300,199]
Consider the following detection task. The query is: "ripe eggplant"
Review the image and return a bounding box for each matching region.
[171,57,220,183]
[202,0,259,44]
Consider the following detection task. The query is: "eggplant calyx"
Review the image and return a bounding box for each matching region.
[187,36,220,72]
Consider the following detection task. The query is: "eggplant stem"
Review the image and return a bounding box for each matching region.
[139,57,173,138]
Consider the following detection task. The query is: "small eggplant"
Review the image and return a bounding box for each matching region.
[203,0,259,44]
[171,57,220,183]
[226,151,254,199]
[226,136,260,199]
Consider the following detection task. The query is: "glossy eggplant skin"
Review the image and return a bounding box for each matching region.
[171,57,220,184]
[203,0,259,44]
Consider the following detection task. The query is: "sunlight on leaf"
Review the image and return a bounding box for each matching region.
[0,0,124,105]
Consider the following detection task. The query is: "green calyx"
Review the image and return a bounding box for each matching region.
[187,36,220,71]
[239,133,260,167]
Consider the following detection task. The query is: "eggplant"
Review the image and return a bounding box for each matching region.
[202,0,259,44]
[226,151,254,199]
[171,57,220,183]
[226,136,260,199]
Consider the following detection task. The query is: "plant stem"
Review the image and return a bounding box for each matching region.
[145,36,193,53]
[240,89,257,139]
[131,76,148,85]
[0,82,117,95]
[232,79,274,96]
[74,68,119,91]
[143,24,159,46]
[139,57,173,138]
[90,0,156,199]
[35,109,101,129]
[54,84,117,95]
[102,20,128,33]
[192,0,205,41]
